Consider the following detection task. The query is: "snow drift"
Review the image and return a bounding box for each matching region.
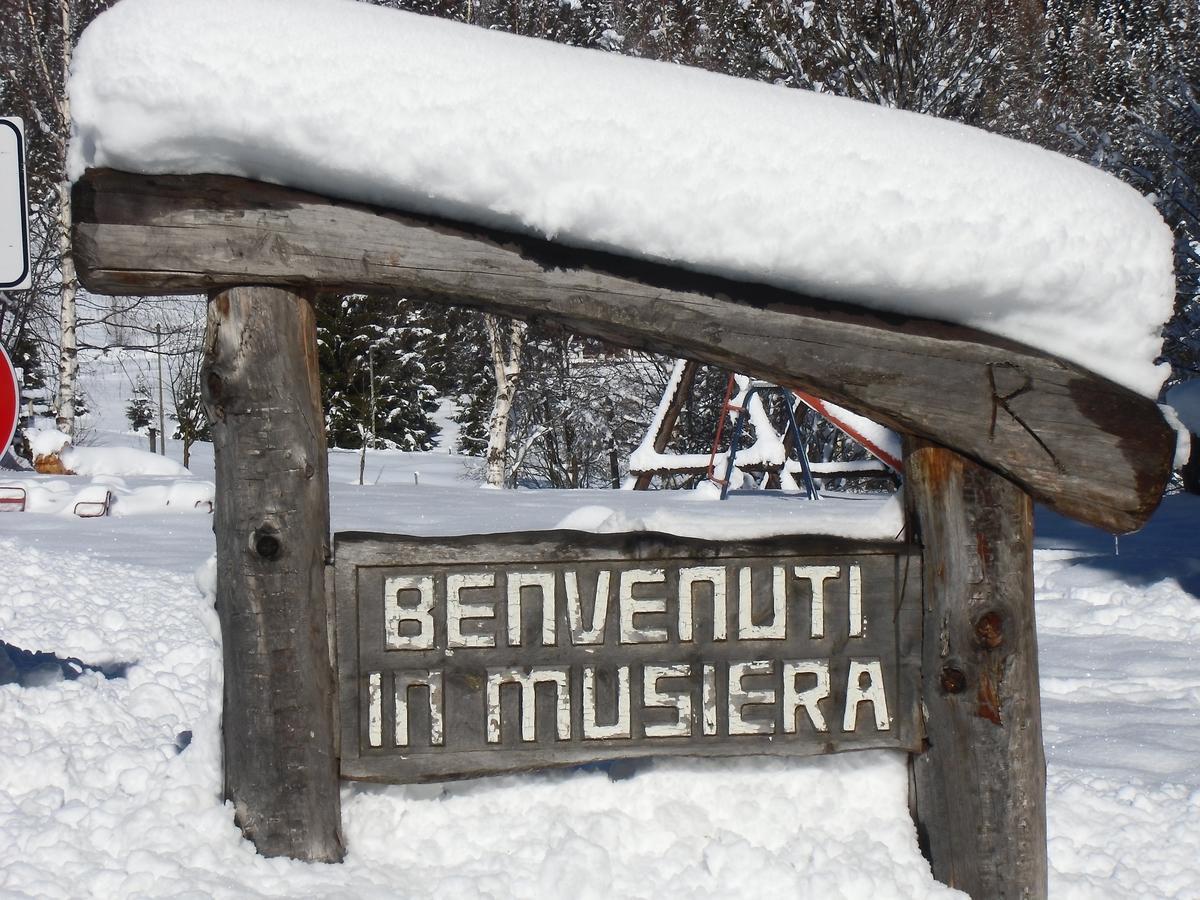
[68,0,1174,396]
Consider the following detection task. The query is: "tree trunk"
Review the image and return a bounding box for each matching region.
[905,439,1046,899]
[201,285,344,862]
[54,180,77,433]
[484,314,525,488]
[53,0,77,436]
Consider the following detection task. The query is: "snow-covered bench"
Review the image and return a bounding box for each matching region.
[0,485,26,512]
[71,485,112,518]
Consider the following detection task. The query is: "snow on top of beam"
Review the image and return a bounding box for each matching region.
[68,0,1175,397]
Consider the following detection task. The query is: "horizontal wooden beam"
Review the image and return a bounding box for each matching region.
[72,169,1173,532]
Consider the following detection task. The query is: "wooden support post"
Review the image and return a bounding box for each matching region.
[904,439,1046,899]
[632,359,699,490]
[201,286,344,862]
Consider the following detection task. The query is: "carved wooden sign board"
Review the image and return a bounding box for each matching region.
[335,531,922,782]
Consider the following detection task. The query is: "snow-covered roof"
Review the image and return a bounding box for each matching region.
[68,0,1175,397]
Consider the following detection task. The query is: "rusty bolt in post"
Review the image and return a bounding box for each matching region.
[974,611,1004,650]
[940,666,967,695]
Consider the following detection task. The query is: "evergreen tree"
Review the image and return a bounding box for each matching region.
[317,294,441,451]
[126,377,154,432]
[1032,0,1200,381]
[754,0,1019,125]
[439,306,495,456]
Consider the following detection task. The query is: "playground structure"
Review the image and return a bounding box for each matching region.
[629,361,900,496]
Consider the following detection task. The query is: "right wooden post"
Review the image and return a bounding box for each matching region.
[904,439,1047,900]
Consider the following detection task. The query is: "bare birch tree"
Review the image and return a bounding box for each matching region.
[0,0,114,435]
[483,313,526,487]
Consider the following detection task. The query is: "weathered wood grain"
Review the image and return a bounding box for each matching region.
[202,286,344,862]
[334,530,923,783]
[74,168,1173,532]
[905,439,1046,900]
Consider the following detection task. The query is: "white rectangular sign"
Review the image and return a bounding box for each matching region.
[1,118,31,291]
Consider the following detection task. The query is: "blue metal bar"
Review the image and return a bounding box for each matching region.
[719,386,755,500]
[784,396,820,500]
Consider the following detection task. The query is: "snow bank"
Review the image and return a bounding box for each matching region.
[7,492,1200,896]
[62,445,190,478]
[68,0,1174,397]
[332,481,905,542]
[25,427,69,460]
[0,473,213,517]
[553,494,904,542]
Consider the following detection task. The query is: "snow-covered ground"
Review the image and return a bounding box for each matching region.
[1,351,1198,898]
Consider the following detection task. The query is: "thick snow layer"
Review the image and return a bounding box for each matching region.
[63,445,191,478]
[68,0,1174,397]
[25,427,69,460]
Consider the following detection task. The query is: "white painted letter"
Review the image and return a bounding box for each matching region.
[728,660,777,735]
[843,659,891,732]
[367,672,382,748]
[506,571,556,647]
[781,660,830,733]
[678,566,727,642]
[848,564,863,637]
[582,666,631,739]
[794,565,841,638]
[737,566,788,640]
[384,574,435,650]
[702,664,718,736]
[486,666,571,743]
[394,669,445,747]
[619,569,668,644]
[565,570,610,645]
[643,664,693,738]
[447,572,496,648]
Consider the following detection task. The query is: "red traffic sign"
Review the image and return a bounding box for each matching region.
[0,345,18,454]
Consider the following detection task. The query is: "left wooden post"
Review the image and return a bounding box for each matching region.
[201,286,344,862]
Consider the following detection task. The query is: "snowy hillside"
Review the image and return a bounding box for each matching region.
[1,351,1199,897]
[67,0,1174,397]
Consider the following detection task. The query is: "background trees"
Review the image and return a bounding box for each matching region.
[366,0,1199,482]
[3,0,1196,472]
[316,294,441,452]
[0,0,117,435]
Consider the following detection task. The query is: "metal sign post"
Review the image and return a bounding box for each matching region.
[0,118,30,291]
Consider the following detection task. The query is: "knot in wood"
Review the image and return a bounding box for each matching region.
[974,611,1004,650]
[939,666,967,695]
[252,526,282,561]
[205,371,223,401]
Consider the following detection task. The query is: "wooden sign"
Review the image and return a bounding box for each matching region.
[72,166,1094,894]
[335,530,922,783]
